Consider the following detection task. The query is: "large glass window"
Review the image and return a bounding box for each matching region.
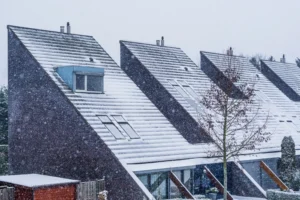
[87,75,102,91]
[137,170,194,199]
[75,74,103,92]
[183,169,192,192]
[137,175,150,190]
[170,171,183,199]
[75,74,85,90]
[151,173,168,199]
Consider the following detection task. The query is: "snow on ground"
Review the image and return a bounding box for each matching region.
[232,195,266,200]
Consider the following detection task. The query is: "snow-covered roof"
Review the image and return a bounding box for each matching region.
[201,51,300,148]
[121,41,212,124]
[261,60,300,100]
[0,174,79,188]
[9,25,300,173]
[8,26,212,170]
[120,41,300,159]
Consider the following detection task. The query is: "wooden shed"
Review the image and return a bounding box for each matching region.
[0,174,79,200]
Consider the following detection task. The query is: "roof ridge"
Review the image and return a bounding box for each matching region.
[200,50,249,59]
[261,59,298,66]
[120,40,181,49]
[7,25,94,38]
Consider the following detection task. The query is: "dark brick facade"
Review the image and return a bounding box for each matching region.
[8,29,148,200]
[120,42,211,144]
[200,52,246,99]
[261,61,300,101]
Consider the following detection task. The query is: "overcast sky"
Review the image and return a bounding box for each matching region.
[0,0,299,86]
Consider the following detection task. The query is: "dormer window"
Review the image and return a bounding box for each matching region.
[75,74,103,93]
[56,66,104,93]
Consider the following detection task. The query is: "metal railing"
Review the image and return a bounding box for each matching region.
[77,179,105,200]
[0,186,14,200]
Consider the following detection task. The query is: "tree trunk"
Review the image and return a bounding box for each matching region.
[223,102,228,200]
[223,158,227,200]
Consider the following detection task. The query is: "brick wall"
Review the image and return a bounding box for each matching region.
[34,185,76,200]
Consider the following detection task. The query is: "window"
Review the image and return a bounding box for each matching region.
[113,115,140,139]
[98,115,124,139]
[75,74,85,90]
[168,80,189,97]
[174,85,189,97]
[75,74,103,92]
[168,79,199,100]
[87,75,102,91]
[183,86,199,100]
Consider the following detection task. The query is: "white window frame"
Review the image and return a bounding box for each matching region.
[98,114,140,140]
[98,115,125,139]
[74,72,104,93]
[112,115,140,139]
[168,79,199,101]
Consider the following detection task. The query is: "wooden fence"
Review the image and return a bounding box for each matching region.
[0,186,14,200]
[77,179,105,200]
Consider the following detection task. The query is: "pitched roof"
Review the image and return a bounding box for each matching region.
[261,60,300,100]
[121,40,212,122]
[201,52,300,118]
[201,51,300,146]
[121,41,300,157]
[0,174,79,188]
[8,26,214,171]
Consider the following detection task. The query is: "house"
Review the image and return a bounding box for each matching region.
[0,174,78,200]
[8,25,218,200]
[8,23,300,199]
[8,24,158,199]
[120,40,300,198]
[260,58,300,101]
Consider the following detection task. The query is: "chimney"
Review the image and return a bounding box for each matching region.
[156,40,160,46]
[227,47,233,56]
[280,54,286,63]
[67,22,71,34]
[161,36,164,47]
[60,26,65,33]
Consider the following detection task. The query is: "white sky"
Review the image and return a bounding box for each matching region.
[0,0,299,86]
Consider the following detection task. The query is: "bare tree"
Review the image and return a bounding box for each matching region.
[199,54,271,200]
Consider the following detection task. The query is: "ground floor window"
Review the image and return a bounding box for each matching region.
[137,169,193,199]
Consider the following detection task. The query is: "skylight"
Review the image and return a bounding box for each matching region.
[168,79,199,100]
[98,115,125,139]
[183,85,199,100]
[112,115,140,139]
[168,80,189,98]
[98,115,140,140]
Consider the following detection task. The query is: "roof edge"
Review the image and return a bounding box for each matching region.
[7,25,94,38]
[260,59,298,66]
[120,40,181,49]
[200,50,250,59]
